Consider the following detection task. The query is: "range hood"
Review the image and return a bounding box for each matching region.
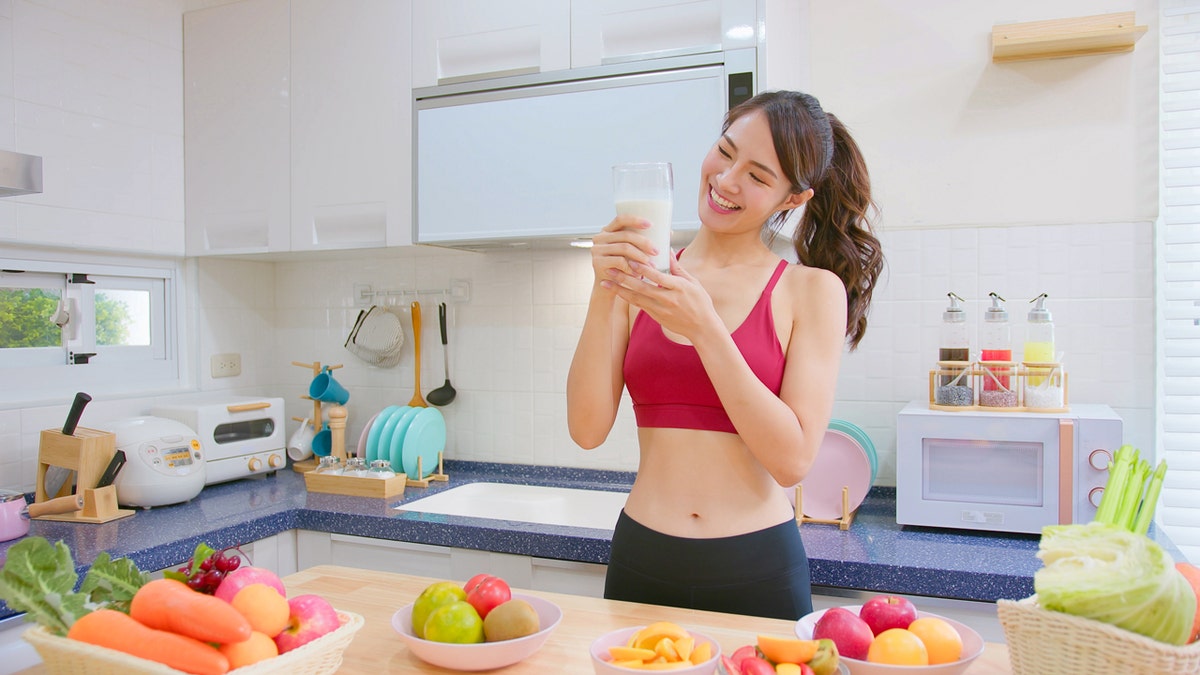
[0,149,43,197]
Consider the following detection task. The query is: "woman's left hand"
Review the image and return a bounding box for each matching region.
[601,255,719,340]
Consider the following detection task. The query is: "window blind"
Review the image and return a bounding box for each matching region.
[1160,0,1200,564]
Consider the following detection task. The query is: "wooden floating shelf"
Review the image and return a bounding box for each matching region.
[992,12,1147,63]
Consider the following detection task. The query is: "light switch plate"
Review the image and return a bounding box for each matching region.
[211,353,242,378]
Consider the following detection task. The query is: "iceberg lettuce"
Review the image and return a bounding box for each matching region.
[1034,522,1195,646]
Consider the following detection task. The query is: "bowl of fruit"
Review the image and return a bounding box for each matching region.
[589,621,721,674]
[794,596,983,675]
[391,573,563,671]
[722,634,845,675]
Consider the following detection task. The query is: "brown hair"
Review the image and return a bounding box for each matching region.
[723,91,884,350]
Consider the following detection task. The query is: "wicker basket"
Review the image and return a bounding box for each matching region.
[22,610,363,675]
[998,596,1200,675]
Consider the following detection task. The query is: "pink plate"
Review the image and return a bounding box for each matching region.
[794,429,873,520]
[356,410,381,458]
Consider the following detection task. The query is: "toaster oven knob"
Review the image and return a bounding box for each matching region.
[247,457,263,472]
[268,453,284,468]
[1089,448,1113,471]
[1089,487,1105,508]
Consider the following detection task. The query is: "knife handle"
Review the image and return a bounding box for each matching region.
[62,392,92,436]
[26,494,84,518]
[95,450,126,488]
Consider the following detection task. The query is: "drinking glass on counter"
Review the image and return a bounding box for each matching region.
[613,162,673,272]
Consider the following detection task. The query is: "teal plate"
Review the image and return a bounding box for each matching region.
[402,408,446,479]
[387,407,423,474]
[365,406,403,463]
[373,406,411,465]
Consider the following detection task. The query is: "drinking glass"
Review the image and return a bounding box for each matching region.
[613,162,673,272]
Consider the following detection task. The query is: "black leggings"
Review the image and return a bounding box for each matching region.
[604,510,813,620]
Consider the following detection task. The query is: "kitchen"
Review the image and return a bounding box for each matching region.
[0,0,1192,673]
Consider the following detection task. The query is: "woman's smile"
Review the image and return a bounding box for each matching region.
[708,186,741,214]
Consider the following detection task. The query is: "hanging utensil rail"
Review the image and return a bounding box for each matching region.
[353,279,471,305]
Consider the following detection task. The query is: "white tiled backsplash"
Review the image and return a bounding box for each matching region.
[1,219,1152,493]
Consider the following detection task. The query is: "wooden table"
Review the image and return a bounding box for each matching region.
[18,565,1013,673]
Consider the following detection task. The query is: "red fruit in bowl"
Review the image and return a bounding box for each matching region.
[274,594,341,653]
[719,655,743,675]
[730,644,758,669]
[740,656,776,675]
[463,574,511,620]
[813,606,875,660]
[859,595,918,636]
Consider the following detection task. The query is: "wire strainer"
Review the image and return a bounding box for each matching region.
[345,305,404,367]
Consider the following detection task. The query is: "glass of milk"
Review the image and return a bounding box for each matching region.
[613,162,673,272]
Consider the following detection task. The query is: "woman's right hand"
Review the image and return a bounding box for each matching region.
[589,215,660,284]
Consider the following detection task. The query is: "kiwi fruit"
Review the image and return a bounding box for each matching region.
[483,599,540,641]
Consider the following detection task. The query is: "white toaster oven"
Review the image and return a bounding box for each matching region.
[152,396,286,485]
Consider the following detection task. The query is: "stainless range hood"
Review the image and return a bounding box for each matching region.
[0,149,43,197]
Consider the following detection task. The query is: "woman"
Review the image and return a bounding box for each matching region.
[566,90,883,620]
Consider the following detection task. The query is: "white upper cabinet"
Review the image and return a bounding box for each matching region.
[184,0,412,255]
[412,0,756,88]
[290,0,412,250]
[570,0,756,68]
[411,0,571,88]
[184,0,291,256]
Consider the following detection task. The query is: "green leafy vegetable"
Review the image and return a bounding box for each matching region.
[0,537,148,636]
[1093,445,1167,535]
[1035,522,1195,646]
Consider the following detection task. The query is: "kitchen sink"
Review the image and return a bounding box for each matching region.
[395,482,628,530]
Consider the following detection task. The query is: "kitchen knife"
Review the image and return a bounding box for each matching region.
[62,391,92,436]
[43,391,92,498]
[25,494,84,518]
[95,450,126,488]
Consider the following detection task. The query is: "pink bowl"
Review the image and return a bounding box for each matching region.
[391,593,562,671]
[795,605,984,675]
[589,625,721,675]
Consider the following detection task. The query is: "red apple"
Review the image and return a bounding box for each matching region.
[274,594,341,653]
[859,595,917,636]
[463,574,511,619]
[739,656,776,675]
[812,606,875,660]
[214,566,287,603]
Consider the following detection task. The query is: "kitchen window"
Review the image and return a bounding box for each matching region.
[0,257,181,405]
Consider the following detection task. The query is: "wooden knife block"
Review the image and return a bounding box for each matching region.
[33,428,134,523]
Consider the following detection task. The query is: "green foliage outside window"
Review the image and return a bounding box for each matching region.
[0,289,130,349]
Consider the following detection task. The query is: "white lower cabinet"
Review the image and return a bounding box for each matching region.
[296,531,608,598]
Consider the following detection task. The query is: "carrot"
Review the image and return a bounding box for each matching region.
[130,578,251,645]
[67,609,230,675]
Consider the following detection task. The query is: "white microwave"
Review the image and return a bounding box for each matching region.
[895,401,1123,534]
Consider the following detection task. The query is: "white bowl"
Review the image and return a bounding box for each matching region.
[391,593,562,671]
[589,625,721,675]
[795,605,984,675]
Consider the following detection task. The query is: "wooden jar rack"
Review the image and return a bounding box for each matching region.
[928,360,1069,413]
[291,359,448,499]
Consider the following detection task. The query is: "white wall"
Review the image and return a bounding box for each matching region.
[0,1,1158,495]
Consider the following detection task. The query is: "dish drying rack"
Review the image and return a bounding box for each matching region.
[793,486,856,530]
[291,360,447,499]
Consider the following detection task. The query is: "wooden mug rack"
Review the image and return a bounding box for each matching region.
[291,358,448,498]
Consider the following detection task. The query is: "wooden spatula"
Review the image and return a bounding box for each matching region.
[408,301,428,407]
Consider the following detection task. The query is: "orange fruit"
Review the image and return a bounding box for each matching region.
[230,583,290,637]
[907,617,963,664]
[219,630,278,668]
[866,628,929,666]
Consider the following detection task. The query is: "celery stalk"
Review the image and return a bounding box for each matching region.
[1094,445,1134,525]
[1118,459,1150,531]
[1133,460,1168,535]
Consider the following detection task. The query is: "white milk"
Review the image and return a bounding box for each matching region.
[615,198,672,271]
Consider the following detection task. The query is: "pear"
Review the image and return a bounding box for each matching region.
[482,599,540,642]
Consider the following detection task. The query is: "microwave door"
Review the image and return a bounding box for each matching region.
[910,437,1060,534]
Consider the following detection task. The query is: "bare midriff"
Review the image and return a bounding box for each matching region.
[621,426,795,539]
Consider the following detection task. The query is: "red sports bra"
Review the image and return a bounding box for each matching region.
[623,259,789,434]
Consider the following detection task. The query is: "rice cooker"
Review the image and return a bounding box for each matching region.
[101,416,206,508]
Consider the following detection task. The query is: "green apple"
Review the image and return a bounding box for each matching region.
[411,581,466,639]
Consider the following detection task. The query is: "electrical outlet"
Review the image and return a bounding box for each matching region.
[211,353,242,378]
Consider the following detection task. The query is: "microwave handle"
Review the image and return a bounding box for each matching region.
[1059,419,1075,524]
[226,402,271,413]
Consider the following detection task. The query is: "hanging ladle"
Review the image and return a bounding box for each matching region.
[427,302,457,406]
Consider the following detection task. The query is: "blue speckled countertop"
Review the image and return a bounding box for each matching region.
[3,460,1156,624]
